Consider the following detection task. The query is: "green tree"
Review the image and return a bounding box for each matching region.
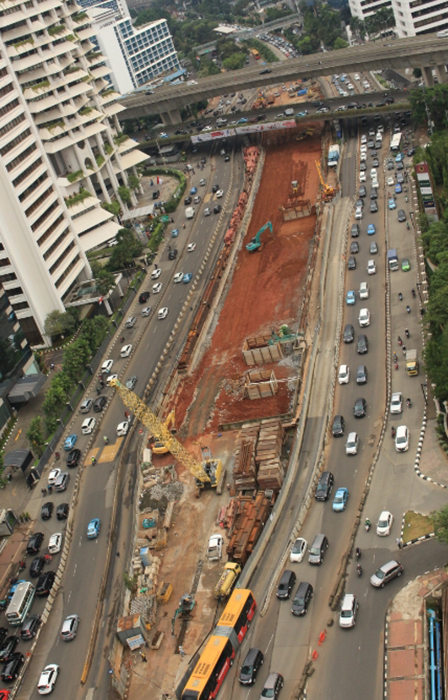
[333,37,349,49]
[44,310,77,338]
[431,504,448,544]
[96,268,116,297]
[223,52,246,71]
[128,174,140,191]
[27,416,45,457]
[80,316,110,353]
[107,228,143,271]
[42,377,70,431]
[102,200,121,216]
[63,339,91,384]
[117,186,132,205]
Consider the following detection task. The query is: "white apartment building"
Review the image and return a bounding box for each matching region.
[391,0,448,36]
[348,0,392,20]
[0,0,148,346]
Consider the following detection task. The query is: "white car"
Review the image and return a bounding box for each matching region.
[141,306,151,317]
[187,80,198,86]
[106,373,118,386]
[48,468,61,486]
[101,359,114,374]
[152,283,162,294]
[359,282,369,299]
[390,392,403,414]
[37,664,60,695]
[120,344,132,358]
[395,425,409,452]
[48,533,63,554]
[359,172,366,183]
[338,364,350,384]
[216,189,224,198]
[367,259,376,275]
[174,272,183,283]
[360,144,367,154]
[202,126,212,132]
[345,431,359,455]
[151,268,161,280]
[204,207,212,216]
[158,307,168,320]
[371,179,379,189]
[187,243,196,252]
[81,417,96,435]
[360,152,367,162]
[355,207,363,220]
[116,421,129,437]
[199,178,206,186]
[290,537,307,563]
[370,168,377,179]
[376,132,383,142]
[339,594,358,628]
[361,135,367,144]
[358,308,370,327]
[387,176,394,186]
[376,510,394,536]
[207,534,224,561]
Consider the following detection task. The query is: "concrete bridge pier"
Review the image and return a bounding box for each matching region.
[435,63,448,84]
[422,66,435,86]
[160,108,182,126]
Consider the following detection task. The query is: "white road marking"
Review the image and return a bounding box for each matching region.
[265,633,274,654]
[73,564,77,576]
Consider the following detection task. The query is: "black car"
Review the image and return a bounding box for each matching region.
[370,201,378,213]
[36,571,55,597]
[93,396,107,413]
[138,291,150,304]
[348,256,356,270]
[212,184,219,193]
[358,186,366,198]
[398,209,406,222]
[407,147,416,156]
[0,636,18,662]
[168,249,178,260]
[291,582,313,616]
[375,141,382,150]
[256,114,266,122]
[0,630,8,648]
[396,161,404,170]
[315,471,334,501]
[152,190,159,200]
[260,68,272,74]
[350,241,359,254]
[359,162,366,172]
[30,556,45,578]
[343,324,354,343]
[56,503,69,520]
[184,196,192,205]
[276,570,296,600]
[1,652,24,682]
[353,397,367,418]
[357,334,369,354]
[367,140,374,149]
[26,532,44,555]
[356,365,368,384]
[372,158,379,168]
[351,224,360,238]
[332,415,345,436]
[213,205,222,214]
[66,448,81,467]
[41,502,53,521]
[239,648,264,685]
[20,615,41,640]
[387,160,394,170]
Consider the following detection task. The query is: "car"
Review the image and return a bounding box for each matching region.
[47,468,61,487]
[332,487,349,511]
[388,198,396,210]
[315,471,334,500]
[332,414,345,436]
[276,570,296,599]
[60,614,80,642]
[338,364,350,384]
[1,652,24,682]
[355,207,362,220]
[377,511,394,536]
[291,582,313,616]
[397,173,404,184]
[346,291,356,306]
[56,503,69,520]
[36,571,55,597]
[125,316,137,329]
[138,291,150,304]
[343,324,354,343]
[81,417,96,435]
[239,647,264,686]
[367,259,376,275]
[0,637,18,663]
[213,204,222,214]
[390,391,403,414]
[171,229,179,238]
[397,161,404,170]
[80,398,93,414]
[119,344,133,360]
[125,376,137,391]
[358,308,370,327]
[183,273,193,284]
[407,147,416,156]
[359,162,366,172]
[339,594,358,628]
[152,283,162,294]
[158,307,168,320]
[350,241,359,254]
[54,472,69,492]
[37,664,59,695]
[395,153,403,162]
[372,158,379,168]
[116,421,129,437]
[215,189,224,199]
[371,178,379,189]
[20,614,41,640]
[224,155,230,161]
[370,241,378,255]
[370,560,403,588]
[30,556,45,578]
[212,184,219,193]
[151,268,161,281]
[260,672,284,700]
[367,224,376,236]
[387,176,395,187]
[353,397,367,418]
[159,133,168,138]
[348,256,356,270]
[87,518,101,539]
[207,534,224,561]
[290,538,307,563]
[204,207,212,216]
[351,224,360,238]
[41,502,53,521]
[402,258,410,271]
[174,272,184,284]
[168,249,178,260]
[26,532,44,555]
[260,68,272,75]
[237,118,247,125]
[387,159,394,171]
[395,183,402,194]
[63,434,77,451]
[193,196,202,205]
[141,306,151,317]
[370,201,378,213]
[359,171,366,183]
[190,187,197,195]
[106,373,118,387]
[395,425,409,451]
[48,533,62,555]
[358,283,369,302]
[184,196,192,205]
[356,364,368,384]
[66,448,81,468]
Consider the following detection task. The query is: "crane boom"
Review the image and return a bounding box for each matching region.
[110,379,210,483]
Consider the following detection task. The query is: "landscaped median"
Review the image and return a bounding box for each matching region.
[142,167,187,252]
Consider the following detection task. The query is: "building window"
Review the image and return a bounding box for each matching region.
[12,156,42,186]
[25,186,53,217]
[31,200,58,232]
[49,240,74,275]
[43,228,70,260]
[19,172,48,203]
[55,253,80,288]
[0,127,31,157]
[36,213,64,246]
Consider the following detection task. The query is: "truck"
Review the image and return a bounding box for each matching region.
[327,144,340,167]
[185,207,195,220]
[405,349,419,376]
[387,248,399,271]
[214,562,241,600]
[297,89,307,97]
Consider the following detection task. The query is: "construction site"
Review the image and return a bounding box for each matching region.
[114,124,338,700]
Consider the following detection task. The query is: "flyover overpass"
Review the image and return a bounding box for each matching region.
[120,34,448,123]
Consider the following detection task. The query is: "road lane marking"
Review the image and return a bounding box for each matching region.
[73,564,77,576]
[265,633,274,654]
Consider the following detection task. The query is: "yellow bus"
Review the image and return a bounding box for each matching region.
[250,48,260,59]
[215,588,257,643]
[181,635,235,700]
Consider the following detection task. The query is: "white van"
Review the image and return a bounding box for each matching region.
[284,108,294,117]
[185,207,195,219]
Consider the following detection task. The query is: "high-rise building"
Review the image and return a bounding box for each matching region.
[392,0,448,36]
[0,0,147,347]
[348,0,392,20]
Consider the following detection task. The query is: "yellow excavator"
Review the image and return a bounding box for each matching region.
[152,410,176,454]
[315,160,336,202]
[110,379,223,490]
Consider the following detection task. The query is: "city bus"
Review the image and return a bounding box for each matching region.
[6,581,35,626]
[390,132,402,151]
[181,635,235,700]
[215,588,257,643]
[250,48,260,60]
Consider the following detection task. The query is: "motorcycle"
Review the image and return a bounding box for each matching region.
[357,564,363,577]
[391,426,396,439]
[405,329,410,339]
[398,293,403,301]
[406,222,410,230]
[365,518,371,532]
[412,289,416,298]
[398,336,402,346]
[407,398,412,408]
[406,305,411,314]
[355,547,361,559]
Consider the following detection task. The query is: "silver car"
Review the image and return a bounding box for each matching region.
[60,614,80,641]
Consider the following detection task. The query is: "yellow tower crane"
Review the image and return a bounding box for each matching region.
[110,379,223,489]
[315,160,336,202]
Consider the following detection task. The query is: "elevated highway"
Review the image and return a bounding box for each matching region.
[120,34,448,123]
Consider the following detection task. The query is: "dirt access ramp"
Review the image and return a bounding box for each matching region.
[174,132,322,437]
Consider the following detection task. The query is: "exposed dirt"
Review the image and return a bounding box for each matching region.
[173,135,322,437]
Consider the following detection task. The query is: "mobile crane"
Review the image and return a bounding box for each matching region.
[110,379,223,489]
[152,410,176,454]
[315,160,336,202]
